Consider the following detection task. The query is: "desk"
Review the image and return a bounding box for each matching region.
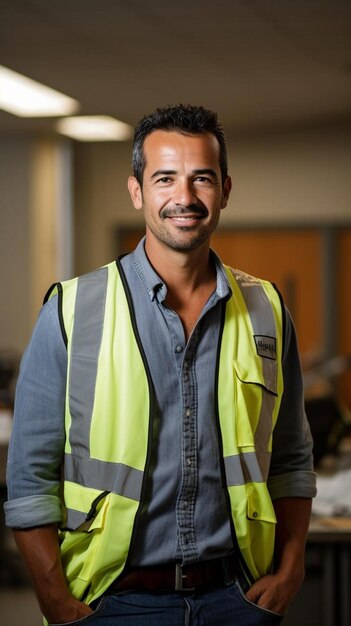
[283,517,351,626]
[308,517,351,626]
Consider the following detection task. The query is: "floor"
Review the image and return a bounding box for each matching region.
[0,588,42,626]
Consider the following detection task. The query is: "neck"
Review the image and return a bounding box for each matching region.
[144,236,214,294]
[144,235,217,341]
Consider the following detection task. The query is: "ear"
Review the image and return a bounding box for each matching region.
[221,176,232,210]
[128,176,143,210]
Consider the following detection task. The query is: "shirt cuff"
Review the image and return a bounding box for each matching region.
[4,494,63,528]
[268,470,317,500]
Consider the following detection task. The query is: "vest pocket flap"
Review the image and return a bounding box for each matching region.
[246,486,277,523]
[233,360,278,396]
[79,490,110,532]
[64,485,110,532]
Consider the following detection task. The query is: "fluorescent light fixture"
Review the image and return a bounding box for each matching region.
[56,115,133,141]
[0,65,79,117]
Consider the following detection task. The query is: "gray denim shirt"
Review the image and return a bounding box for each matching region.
[5,239,316,566]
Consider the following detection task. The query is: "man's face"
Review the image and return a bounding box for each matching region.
[128,130,231,253]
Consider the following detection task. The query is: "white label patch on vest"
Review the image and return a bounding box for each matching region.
[254,335,276,360]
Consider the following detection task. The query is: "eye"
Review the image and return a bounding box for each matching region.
[194,176,213,184]
[156,176,173,184]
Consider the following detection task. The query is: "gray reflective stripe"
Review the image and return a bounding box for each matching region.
[69,267,108,457]
[64,453,144,501]
[66,267,145,506]
[224,451,271,485]
[229,269,279,483]
[232,271,277,391]
[231,274,278,382]
[233,271,276,342]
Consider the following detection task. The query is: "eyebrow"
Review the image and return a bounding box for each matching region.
[193,168,218,180]
[150,169,177,179]
[150,168,219,180]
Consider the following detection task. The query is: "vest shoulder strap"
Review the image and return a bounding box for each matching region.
[42,261,116,350]
[225,265,285,362]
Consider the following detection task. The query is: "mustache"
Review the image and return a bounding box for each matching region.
[160,204,208,219]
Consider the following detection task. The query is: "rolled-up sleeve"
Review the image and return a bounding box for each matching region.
[4,296,67,528]
[268,309,317,500]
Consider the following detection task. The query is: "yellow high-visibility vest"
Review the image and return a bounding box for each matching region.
[46,258,283,605]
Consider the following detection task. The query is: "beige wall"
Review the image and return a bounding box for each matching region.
[0,137,73,354]
[74,123,351,274]
[1,121,351,353]
[227,124,351,226]
[0,139,32,353]
[73,141,134,274]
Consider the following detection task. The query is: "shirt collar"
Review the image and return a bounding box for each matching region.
[130,237,231,303]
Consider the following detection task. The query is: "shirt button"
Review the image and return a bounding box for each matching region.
[252,511,259,519]
[186,458,192,467]
[185,408,192,417]
[175,345,183,353]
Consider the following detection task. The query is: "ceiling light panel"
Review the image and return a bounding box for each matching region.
[0,65,79,117]
[56,116,133,141]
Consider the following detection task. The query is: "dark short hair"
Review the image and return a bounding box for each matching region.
[132,104,228,186]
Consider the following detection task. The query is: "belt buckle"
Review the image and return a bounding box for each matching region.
[175,563,195,592]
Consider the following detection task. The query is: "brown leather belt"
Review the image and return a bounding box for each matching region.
[108,556,238,593]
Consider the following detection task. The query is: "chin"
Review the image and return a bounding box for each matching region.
[164,236,209,252]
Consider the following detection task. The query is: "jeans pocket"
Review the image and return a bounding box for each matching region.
[48,596,107,625]
[234,580,284,621]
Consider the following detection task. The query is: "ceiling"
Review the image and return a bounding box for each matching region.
[1,0,351,137]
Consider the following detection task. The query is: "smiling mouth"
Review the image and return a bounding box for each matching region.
[161,206,208,221]
[168,214,203,220]
[165,214,206,228]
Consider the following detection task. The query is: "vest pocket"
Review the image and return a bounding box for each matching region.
[233,360,278,395]
[62,483,110,532]
[228,482,276,579]
[246,482,276,523]
[59,487,111,585]
[232,361,278,450]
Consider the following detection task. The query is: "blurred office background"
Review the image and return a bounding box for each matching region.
[1,1,351,624]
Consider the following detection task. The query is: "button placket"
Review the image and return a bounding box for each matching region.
[176,334,200,563]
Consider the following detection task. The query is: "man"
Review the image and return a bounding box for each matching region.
[5,104,316,625]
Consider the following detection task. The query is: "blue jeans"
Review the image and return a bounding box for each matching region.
[48,582,284,625]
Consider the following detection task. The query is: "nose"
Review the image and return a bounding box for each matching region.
[174,178,196,207]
